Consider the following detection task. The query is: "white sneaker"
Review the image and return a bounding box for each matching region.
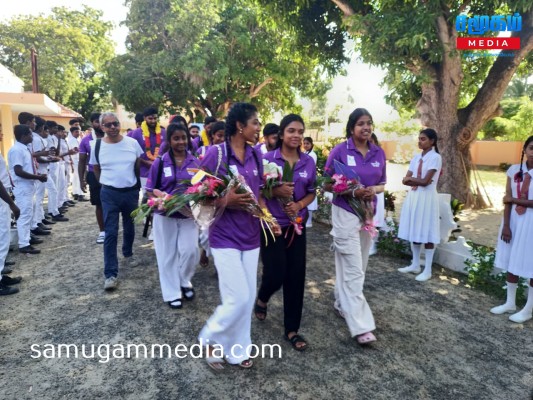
[104,276,118,291]
[415,271,432,282]
[96,232,105,244]
[490,303,516,315]
[398,264,421,274]
[509,309,533,323]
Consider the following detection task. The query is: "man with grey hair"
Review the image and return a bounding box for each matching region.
[89,112,143,291]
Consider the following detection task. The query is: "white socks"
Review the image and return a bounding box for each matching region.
[398,243,421,273]
[490,282,518,314]
[509,285,533,323]
[415,248,435,281]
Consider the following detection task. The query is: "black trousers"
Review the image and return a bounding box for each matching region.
[258,225,306,335]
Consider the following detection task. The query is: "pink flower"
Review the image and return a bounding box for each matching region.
[333,182,348,193]
[147,198,156,207]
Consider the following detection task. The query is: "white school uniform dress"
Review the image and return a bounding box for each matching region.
[495,164,533,278]
[8,141,36,248]
[398,149,442,244]
[0,153,13,271]
[67,134,82,196]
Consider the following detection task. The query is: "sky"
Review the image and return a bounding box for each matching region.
[2,1,397,125]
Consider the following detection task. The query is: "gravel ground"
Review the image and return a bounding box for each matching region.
[1,201,532,400]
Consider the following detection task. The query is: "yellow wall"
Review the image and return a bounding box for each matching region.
[381,140,525,166]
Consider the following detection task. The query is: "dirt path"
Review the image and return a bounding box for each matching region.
[1,201,532,399]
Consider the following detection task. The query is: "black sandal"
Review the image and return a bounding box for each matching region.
[254,301,267,321]
[285,333,308,351]
[168,299,182,309]
[181,287,195,301]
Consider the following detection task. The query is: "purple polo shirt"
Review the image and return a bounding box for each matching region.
[324,139,387,215]
[79,134,94,172]
[145,152,199,218]
[200,142,263,251]
[264,149,316,227]
[129,127,167,178]
[191,136,201,153]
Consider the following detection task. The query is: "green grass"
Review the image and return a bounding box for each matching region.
[474,167,507,187]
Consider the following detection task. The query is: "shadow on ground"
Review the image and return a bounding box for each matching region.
[1,202,532,399]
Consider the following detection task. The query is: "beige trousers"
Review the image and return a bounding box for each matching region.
[331,205,376,336]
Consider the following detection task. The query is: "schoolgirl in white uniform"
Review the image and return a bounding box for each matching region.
[490,135,533,323]
[398,128,442,282]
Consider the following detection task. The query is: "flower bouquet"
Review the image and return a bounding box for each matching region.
[321,160,377,237]
[131,189,175,224]
[263,160,304,244]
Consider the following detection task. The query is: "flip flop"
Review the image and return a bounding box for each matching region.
[285,333,308,351]
[206,356,225,371]
[356,332,377,345]
[254,301,267,321]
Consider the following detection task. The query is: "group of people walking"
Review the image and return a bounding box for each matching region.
[2,102,531,370]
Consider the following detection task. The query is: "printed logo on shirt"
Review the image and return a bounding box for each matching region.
[371,161,380,168]
[299,171,308,178]
[163,167,172,177]
[253,169,258,176]
[347,155,356,166]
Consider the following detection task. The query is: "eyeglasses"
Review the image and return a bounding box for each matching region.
[103,121,120,128]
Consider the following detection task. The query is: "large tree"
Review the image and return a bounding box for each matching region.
[109,0,344,119]
[261,0,533,205]
[0,6,115,119]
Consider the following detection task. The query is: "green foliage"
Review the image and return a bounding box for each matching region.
[464,243,527,303]
[376,218,410,258]
[0,6,115,118]
[110,0,335,119]
[378,108,422,137]
[480,97,533,141]
[314,136,345,177]
[383,190,396,213]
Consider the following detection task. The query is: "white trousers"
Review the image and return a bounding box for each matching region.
[331,205,376,336]
[153,214,199,301]
[198,247,259,364]
[0,200,11,275]
[14,184,35,248]
[198,230,211,257]
[32,180,46,229]
[47,164,59,215]
[70,161,83,195]
[56,162,67,207]
[64,161,72,201]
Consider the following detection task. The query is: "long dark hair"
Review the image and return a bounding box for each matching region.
[224,102,257,161]
[346,108,373,139]
[275,114,305,150]
[420,128,439,154]
[517,135,533,182]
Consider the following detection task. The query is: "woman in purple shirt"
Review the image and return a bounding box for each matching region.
[324,108,386,345]
[255,114,316,351]
[145,124,200,310]
[198,103,280,370]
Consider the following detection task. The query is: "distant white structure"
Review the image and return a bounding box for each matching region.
[0,64,24,93]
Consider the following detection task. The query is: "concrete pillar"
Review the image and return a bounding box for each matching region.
[0,105,14,157]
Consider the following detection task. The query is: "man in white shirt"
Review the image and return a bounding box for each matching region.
[89,112,143,291]
[8,125,48,254]
[0,132,21,295]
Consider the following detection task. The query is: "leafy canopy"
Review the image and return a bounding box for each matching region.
[109,0,341,119]
[0,6,115,118]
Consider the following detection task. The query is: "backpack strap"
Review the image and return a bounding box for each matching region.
[155,156,164,189]
[95,138,101,165]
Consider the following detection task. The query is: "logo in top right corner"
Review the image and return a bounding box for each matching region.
[455,13,522,50]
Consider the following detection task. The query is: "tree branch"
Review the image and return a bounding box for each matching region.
[330,0,355,17]
[249,77,273,98]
